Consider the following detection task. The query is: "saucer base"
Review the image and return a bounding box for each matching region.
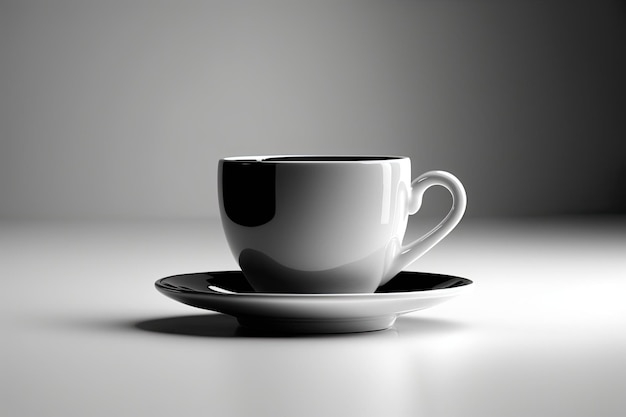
[237,314,397,334]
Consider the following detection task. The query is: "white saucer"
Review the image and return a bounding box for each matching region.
[155,271,473,334]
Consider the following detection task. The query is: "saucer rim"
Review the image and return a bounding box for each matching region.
[155,270,473,299]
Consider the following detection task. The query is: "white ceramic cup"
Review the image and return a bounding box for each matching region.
[219,155,466,293]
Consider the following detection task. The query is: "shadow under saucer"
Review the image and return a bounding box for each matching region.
[135,314,391,338]
[134,313,468,339]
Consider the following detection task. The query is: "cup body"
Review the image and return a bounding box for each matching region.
[219,156,412,293]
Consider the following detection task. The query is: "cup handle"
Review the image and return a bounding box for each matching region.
[388,170,467,278]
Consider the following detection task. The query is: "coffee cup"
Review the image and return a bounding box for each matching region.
[218,155,466,294]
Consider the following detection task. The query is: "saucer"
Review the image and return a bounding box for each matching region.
[155,271,473,334]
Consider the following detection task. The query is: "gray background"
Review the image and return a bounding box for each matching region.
[2,0,625,220]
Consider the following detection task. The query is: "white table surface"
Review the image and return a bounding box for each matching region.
[3,217,625,417]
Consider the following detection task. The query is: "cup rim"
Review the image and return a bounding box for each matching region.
[221,155,408,163]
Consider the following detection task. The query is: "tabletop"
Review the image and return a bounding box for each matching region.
[2,217,625,417]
